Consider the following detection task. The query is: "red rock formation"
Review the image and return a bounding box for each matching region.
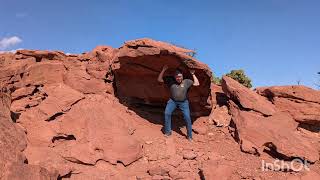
[222,78,319,163]
[222,76,276,116]
[16,49,67,62]
[0,91,57,179]
[230,104,318,162]
[0,44,143,178]
[114,38,213,116]
[256,85,320,104]
[256,85,320,125]
[1,39,320,179]
[208,84,231,127]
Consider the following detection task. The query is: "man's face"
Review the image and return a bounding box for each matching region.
[175,73,183,83]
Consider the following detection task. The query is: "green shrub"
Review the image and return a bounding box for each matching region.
[211,73,221,85]
[225,69,252,88]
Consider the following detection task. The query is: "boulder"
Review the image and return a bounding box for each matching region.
[35,83,85,121]
[229,103,319,163]
[256,86,320,125]
[222,76,276,116]
[273,97,320,125]
[209,105,231,127]
[208,84,231,127]
[15,49,67,62]
[20,94,143,171]
[182,150,197,160]
[114,38,212,116]
[256,85,320,104]
[192,116,208,135]
[58,95,142,166]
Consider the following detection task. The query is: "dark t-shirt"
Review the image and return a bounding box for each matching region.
[163,76,194,101]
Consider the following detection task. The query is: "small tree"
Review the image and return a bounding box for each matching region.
[170,42,197,57]
[187,50,197,58]
[225,69,252,88]
[211,72,221,85]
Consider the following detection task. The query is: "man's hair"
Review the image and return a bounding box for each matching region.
[174,69,183,76]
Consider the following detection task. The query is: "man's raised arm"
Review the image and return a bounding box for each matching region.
[157,65,168,83]
[190,69,200,86]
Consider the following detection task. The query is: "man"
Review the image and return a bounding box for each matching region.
[157,65,200,141]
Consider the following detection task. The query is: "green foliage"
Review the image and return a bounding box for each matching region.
[170,42,197,57]
[211,73,221,85]
[186,51,197,57]
[225,69,252,88]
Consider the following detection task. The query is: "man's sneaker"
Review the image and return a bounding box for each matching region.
[164,132,172,137]
[187,137,193,142]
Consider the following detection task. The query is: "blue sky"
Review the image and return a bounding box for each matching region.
[1,0,319,88]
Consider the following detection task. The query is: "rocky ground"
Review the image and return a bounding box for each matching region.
[0,38,319,180]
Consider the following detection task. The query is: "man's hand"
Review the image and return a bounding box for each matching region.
[158,65,169,83]
[163,65,169,71]
[189,69,200,86]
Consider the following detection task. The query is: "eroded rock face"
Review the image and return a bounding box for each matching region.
[256,85,320,125]
[223,79,320,163]
[222,76,276,116]
[230,104,319,163]
[0,92,57,179]
[1,39,320,179]
[114,38,213,116]
[209,84,231,127]
[16,49,67,62]
[0,92,26,171]
[0,91,11,119]
[256,85,320,104]
[20,94,142,170]
[0,45,142,178]
[0,47,115,96]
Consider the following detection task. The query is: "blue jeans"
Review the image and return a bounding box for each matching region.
[164,98,192,139]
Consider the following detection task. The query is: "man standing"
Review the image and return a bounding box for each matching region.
[157,65,200,141]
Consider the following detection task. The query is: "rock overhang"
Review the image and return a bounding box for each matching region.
[113,38,213,116]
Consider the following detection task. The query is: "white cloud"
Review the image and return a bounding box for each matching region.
[0,36,23,50]
[0,48,23,54]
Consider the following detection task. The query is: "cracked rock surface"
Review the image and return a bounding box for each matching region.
[1,38,320,180]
